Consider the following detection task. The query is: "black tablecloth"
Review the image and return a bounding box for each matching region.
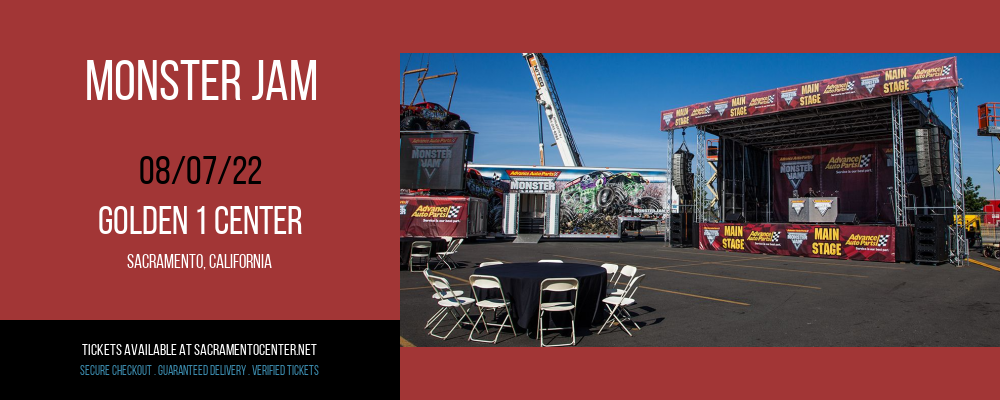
[475,263,607,332]
[399,238,447,269]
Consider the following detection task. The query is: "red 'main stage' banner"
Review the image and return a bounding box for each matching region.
[660,57,958,130]
[699,223,897,263]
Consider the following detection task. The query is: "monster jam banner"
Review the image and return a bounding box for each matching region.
[400,132,468,190]
[661,57,958,130]
[400,196,469,238]
[467,164,668,236]
[699,223,896,262]
[772,142,891,223]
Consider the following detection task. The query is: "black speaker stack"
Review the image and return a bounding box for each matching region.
[914,125,944,187]
[835,213,859,225]
[672,149,694,195]
[670,212,695,248]
[914,214,948,264]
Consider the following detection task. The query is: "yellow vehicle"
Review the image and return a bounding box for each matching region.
[955,214,982,230]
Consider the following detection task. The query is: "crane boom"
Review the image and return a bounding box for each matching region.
[523,53,583,167]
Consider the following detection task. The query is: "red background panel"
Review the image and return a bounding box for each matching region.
[1,0,995,396]
[1,2,388,320]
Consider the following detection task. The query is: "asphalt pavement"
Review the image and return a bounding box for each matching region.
[400,238,1000,347]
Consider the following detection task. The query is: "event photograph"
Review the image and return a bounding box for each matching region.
[399,53,1000,347]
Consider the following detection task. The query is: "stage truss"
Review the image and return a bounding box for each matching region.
[949,88,967,264]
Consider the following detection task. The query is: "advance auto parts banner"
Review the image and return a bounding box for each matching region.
[400,196,469,238]
[661,57,958,130]
[700,223,896,262]
[400,133,467,190]
[772,142,890,223]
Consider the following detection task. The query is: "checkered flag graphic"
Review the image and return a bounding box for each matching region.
[859,154,871,168]
[877,235,889,247]
[772,232,781,242]
[942,65,951,76]
[447,206,462,218]
[400,205,407,215]
[846,81,855,91]
[768,95,775,102]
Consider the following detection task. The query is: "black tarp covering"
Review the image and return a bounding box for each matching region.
[717,138,770,223]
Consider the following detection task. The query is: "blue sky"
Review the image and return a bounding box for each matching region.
[401,53,1000,201]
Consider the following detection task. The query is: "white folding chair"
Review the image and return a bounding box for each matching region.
[468,275,517,343]
[538,278,578,347]
[601,263,620,285]
[422,269,464,329]
[538,259,564,263]
[435,238,463,270]
[608,265,637,296]
[426,275,478,340]
[408,241,433,272]
[599,274,646,336]
[478,261,503,268]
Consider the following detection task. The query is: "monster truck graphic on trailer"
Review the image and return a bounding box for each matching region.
[460,169,505,234]
[559,171,661,234]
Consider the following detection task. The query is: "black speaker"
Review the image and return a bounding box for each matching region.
[914,127,934,187]
[914,214,948,264]
[835,213,859,225]
[927,126,944,185]
[724,213,745,223]
[915,214,946,235]
[672,150,693,193]
[896,226,913,263]
[915,125,944,187]
[670,212,695,247]
[915,241,948,264]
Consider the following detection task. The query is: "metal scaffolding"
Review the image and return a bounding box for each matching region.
[890,95,907,227]
[949,87,968,264]
[664,129,675,245]
[695,127,707,223]
[707,161,719,217]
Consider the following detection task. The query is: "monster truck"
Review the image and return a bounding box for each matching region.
[559,171,661,233]
[400,102,471,131]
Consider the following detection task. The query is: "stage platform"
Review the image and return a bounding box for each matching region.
[699,223,906,263]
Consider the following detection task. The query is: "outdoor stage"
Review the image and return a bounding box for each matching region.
[660,57,965,264]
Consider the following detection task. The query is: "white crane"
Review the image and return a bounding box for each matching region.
[523,53,583,167]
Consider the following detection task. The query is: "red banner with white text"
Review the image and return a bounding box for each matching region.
[661,57,958,130]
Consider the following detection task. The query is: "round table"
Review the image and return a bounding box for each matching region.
[475,263,607,333]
